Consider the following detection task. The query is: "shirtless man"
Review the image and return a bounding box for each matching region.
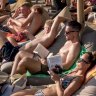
[3,2,31,46]
[11,51,96,96]
[6,4,43,46]
[10,19,82,76]
[6,2,31,34]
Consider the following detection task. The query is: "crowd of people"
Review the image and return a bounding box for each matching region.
[0,0,96,96]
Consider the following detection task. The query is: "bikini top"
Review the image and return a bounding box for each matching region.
[61,75,76,89]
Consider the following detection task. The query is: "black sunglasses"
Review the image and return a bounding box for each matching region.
[77,58,89,64]
[64,31,76,35]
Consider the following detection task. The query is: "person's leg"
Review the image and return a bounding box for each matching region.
[0,15,10,23]
[11,89,37,96]
[16,56,41,75]
[11,51,41,76]
[0,30,8,48]
[11,84,57,96]
[11,51,32,76]
[33,84,57,96]
[0,30,19,47]
[7,36,18,46]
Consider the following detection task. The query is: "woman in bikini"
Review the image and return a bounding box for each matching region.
[11,51,96,96]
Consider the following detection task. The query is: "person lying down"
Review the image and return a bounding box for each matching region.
[11,51,96,96]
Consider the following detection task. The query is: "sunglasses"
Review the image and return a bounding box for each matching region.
[77,58,89,64]
[64,31,76,35]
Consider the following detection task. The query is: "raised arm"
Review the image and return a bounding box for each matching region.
[9,11,34,27]
[48,16,71,38]
[12,8,21,18]
[0,15,9,22]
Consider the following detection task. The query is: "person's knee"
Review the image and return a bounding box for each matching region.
[17,57,30,68]
[17,51,24,56]
[1,62,13,74]
[14,50,24,59]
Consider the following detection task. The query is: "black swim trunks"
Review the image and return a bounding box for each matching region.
[32,53,49,75]
[32,64,49,75]
[0,42,20,62]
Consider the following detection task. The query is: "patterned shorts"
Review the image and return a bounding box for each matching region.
[34,90,45,96]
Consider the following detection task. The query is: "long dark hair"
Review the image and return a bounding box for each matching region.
[86,51,96,71]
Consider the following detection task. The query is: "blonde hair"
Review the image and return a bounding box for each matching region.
[45,19,54,27]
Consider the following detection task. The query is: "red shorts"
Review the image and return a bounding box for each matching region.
[7,33,28,42]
